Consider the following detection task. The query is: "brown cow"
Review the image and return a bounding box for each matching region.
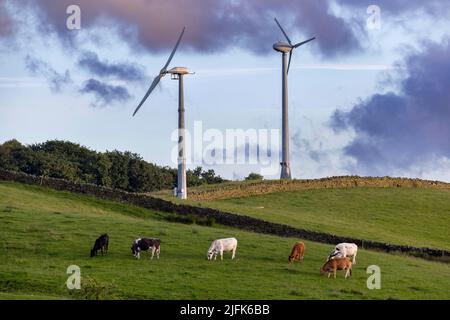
[320,257,352,279]
[288,241,305,264]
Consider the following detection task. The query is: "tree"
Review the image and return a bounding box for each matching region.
[0,139,226,192]
[245,172,264,181]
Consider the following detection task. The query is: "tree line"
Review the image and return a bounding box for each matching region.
[0,139,226,192]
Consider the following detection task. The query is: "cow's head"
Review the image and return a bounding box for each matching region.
[207,249,215,260]
[288,255,294,264]
[131,242,139,257]
[319,267,327,276]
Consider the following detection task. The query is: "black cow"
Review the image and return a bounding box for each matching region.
[90,234,109,257]
[131,238,160,260]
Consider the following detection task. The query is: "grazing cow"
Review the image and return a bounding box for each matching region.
[90,234,109,257]
[320,258,352,279]
[327,243,358,264]
[131,238,160,260]
[288,241,305,264]
[207,238,237,260]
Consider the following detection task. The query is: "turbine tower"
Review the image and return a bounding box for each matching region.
[273,18,315,179]
[133,27,192,200]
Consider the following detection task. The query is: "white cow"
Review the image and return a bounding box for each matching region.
[327,243,358,264]
[207,238,238,260]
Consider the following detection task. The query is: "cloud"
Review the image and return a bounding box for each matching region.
[330,39,450,175]
[16,0,363,57]
[5,0,450,58]
[79,78,132,106]
[337,0,450,16]
[78,51,145,82]
[0,1,13,37]
[24,55,72,92]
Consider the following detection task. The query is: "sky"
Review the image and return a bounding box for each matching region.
[0,0,449,181]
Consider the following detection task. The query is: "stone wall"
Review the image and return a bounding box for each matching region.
[1,169,448,262]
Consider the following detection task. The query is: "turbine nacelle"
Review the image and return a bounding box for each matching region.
[273,42,293,53]
[167,67,190,75]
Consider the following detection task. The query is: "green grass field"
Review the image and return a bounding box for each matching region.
[1,182,449,299]
[180,187,450,251]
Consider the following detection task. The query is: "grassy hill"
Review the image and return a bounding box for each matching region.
[161,186,450,251]
[1,181,450,299]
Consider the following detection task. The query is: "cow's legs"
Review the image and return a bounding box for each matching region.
[345,269,349,278]
[137,252,140,259]
[220,250,223,260]
[333,270,337,279]
[156,247,160,259]
[327,273,331,278]
[151,247,155,260]
[231,247,236,260]
[352,253,356,264]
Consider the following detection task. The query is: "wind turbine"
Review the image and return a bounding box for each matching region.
[133,27,192,200]
[273,18,315,179]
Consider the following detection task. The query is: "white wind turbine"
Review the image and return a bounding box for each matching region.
[273,18,315,179]
[133,27,192,199]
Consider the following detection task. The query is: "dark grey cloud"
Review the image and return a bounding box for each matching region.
[15,0,362,57]
[5,0,450,57]
[330,39,450,174]
[25,55,72,92]
[79,78,132,106]
[0,1,13,37]
[78,51,145,82]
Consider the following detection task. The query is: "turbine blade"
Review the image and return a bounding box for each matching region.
[287,51,293,74]
[274,18,292,45]
[162,27,186,71]
[294,37,316,48]
[132,74,164,116]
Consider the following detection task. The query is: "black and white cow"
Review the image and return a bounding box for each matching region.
[131,238,160,260]
[90,234,109,257]
[327,243,358,264]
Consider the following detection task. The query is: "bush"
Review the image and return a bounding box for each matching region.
[69,277,118,300]
[245,172,264,181]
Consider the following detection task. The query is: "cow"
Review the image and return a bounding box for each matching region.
[320,257,352,279]
[288,241,305,264]
[90,234,109,257]
[131,238,160,260]
[207,238,237,261]
[327,243,358,264]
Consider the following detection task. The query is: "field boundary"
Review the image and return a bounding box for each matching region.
[186,176,450,201]
[1,169,449,262]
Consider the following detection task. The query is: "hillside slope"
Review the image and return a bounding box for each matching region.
[1,182,449,299]
[175,187,450,251]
